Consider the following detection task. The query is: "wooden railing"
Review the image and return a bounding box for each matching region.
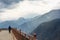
[11,28,37,40]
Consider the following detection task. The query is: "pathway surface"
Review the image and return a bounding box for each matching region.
[0,30,13,40]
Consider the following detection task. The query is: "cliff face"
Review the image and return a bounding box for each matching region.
[32,19,60,40]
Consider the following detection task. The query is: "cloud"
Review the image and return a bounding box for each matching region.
[0,1,54,21]
[29,0,42,1]
[0,0,60,22]
[0,0,23,9]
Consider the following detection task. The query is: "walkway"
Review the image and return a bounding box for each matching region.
[0,30,13,40]
[0,28,37,40]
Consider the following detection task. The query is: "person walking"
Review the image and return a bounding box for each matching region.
[8,26,11,33]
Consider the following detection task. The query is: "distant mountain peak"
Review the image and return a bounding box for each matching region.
[18,17,25,20]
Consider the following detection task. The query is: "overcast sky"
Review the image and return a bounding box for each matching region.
[0,0,60,22]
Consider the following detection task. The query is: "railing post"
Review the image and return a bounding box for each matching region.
[33,33,37,40]
[19,29,22,40]
[24,34,26,40]
[28,36,32,40]
[19,29,21,34]
[24,34,26,37]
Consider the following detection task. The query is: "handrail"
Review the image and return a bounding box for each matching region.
[11,28,37,40]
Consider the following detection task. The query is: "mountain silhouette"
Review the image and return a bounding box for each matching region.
[31,19,60,40]
[0,17,28,28]
[19,9,60,33]
[0,9,60,34]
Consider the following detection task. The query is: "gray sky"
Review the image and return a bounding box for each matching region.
[0,0,60,22]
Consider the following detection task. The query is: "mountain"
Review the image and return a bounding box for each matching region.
[31,19,60,40]
[0,9,60,34]
[19,9,60,33]
[0,17,28,28]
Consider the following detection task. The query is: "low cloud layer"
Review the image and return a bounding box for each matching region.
[0,0,60,22]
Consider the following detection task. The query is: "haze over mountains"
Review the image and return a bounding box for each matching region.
[0,17,28,28]
[31,9,60,40]
[19,9,60,33]
[0,9,60,34]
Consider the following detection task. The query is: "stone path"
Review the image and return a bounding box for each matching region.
[0,30,13,40]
